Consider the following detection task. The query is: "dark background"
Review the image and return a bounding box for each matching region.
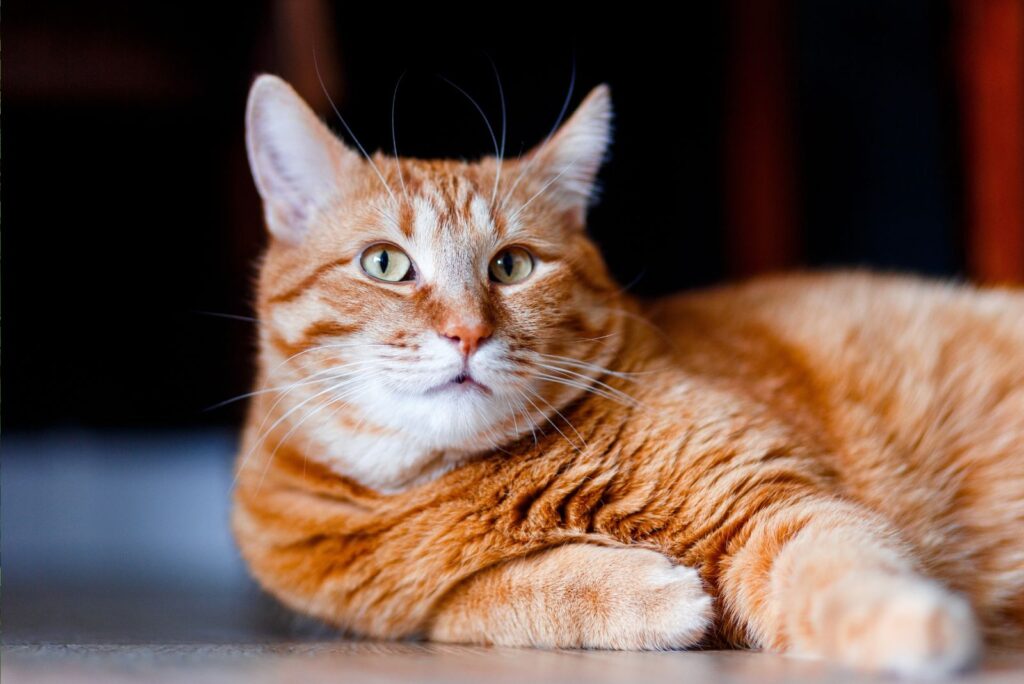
[0,2,980,431]
[5,0,1024,647]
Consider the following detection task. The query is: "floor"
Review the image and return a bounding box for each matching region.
[4,431,1024,682]
[6,587,1024,683]
[6,642,1024,684]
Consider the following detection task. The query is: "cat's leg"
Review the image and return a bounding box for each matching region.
[718,497,981,676]
[427,543,713,649]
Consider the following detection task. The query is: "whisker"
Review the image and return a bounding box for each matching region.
[310,381,374,444]
[506,158,578,223]
[531,373,639,410]
[313,48,398,204]
[501,57,576,210]
[583,305,678,349]
[245,363,362,429]
[519,385,587,452]
[438,75,500,170]
[530,367,632,402]
[234,371,372,486]
[503,395,520,439]
[390,70,409,201]
[529,332,620,344]
[532,365,643,407]
[194,310,259,324]
[485,54,507,209]
[244,373,358,456]
[255,378,372,493]
[266,342,392,379]
[506,392,538,446]
[533,352,656,379]
[247,345,388,421]
[513,386,572,451]
[207,361,379,410]
[523,402,539,445]
[482,422,514,457]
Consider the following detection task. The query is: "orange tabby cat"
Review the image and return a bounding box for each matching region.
[233,74,1024,676]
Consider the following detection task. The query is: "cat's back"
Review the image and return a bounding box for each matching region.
[645,271,1024,613]
[648,271,1022,391]
[651,270,1022,347]
[647,271,1024,450]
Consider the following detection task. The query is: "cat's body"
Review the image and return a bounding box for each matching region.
[233,75,1024,676]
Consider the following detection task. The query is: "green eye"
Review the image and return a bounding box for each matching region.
[489,247,534,284]
[360,244,414,282]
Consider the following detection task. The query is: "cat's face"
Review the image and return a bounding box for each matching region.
[246,75,621,476]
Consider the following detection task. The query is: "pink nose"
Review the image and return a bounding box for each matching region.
[439,319,493,356]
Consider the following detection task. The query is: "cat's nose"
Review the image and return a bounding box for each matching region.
[439,319,493,356]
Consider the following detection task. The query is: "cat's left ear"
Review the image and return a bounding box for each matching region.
[245,74,361,244]
[518,84,613,226]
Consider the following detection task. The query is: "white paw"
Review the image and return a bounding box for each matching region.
[579,548,713,650]
[823,577,981,677]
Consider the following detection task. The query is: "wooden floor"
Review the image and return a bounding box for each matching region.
[5,591,1024,684]
[9,434,1023,682]
[4,642,1024,684]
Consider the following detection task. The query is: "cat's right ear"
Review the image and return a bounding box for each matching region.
[245,74,359,244]
[516,84,613,227]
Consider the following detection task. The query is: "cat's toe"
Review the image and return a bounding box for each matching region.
[636,563,715,650]
[593,553,713,650]
[826,578,981,677]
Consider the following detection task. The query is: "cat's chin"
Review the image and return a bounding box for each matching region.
[423,374,492,397]
[317,388,518,491]
[360,381,515,451]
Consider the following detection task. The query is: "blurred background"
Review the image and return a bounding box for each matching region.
[3,0,1023,642]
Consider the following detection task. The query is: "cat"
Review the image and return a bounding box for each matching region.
[232,73,1024,677]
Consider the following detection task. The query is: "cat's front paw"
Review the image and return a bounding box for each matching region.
[566,546,713,650]
[804,574,981,677]
[429,543,713,650]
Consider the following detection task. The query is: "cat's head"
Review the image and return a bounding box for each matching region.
[246,74,625,485]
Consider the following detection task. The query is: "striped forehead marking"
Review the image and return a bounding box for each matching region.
[412,194,441,238]
[410,178,497,234]
[469,194,498,237]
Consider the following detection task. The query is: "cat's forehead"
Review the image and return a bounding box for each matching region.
[407,163,490,219]
[376,156,513,244]
[247,77,610,246]
[410,190,496,240]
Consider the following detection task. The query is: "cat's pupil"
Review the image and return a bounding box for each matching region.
[501,253,513,277]
[378,250,390,274]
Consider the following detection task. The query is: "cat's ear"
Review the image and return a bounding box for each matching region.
[245,74,360,244]
[519,84,613,225]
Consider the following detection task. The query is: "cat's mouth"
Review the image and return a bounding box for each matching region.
[426,372,491,396]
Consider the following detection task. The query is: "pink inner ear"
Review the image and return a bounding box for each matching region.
[514,85,613,217]
[268,203,309,243]
[246,75,356,243]
[257,144,313,243]
[561,206,586,229]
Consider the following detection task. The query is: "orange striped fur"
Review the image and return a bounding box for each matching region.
[234,75,1024,676]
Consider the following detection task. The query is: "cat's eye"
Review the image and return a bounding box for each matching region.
[360,244,415,283]
[489,247,534,284]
